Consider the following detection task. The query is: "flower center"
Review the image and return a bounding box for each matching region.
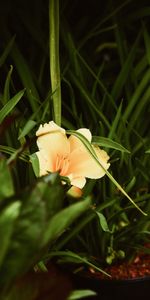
[55,154,70,176]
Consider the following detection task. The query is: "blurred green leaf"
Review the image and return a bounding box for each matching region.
[0,157,14,201]
[68,289,96,299]
[41,196,91,247]
[143,25,150,65]
[0,181,47,284]
[0,202,21,267]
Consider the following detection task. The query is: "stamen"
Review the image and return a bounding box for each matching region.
[55,154,70,175]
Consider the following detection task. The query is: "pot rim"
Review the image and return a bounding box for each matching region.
[74,273,150,284]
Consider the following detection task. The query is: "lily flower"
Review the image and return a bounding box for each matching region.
[36,121,110,189]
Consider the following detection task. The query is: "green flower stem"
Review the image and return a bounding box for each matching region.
[49,0,61,126]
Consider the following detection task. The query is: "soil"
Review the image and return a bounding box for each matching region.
[87,246,150,280]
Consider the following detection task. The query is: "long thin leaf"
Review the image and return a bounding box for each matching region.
[0,89,25,124]
[46,250,110,277]
[0,36,15,67]
[3,65,13,104]
[41,197,91,247]
[67,130,147,215]
[49,0,61,125]
[111,32,141,99]
[92,136,130,153]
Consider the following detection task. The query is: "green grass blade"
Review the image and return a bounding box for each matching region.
[49,0,61,126]
[0,145,29,162]
[77,51,116,109]
[108,102,122,140]
[47,250,110,277]
[143,24,150,65]
[69,72,111,130]
[0,36,15,67]
[3,65,13,104]
[11,44,40,112]
[111,33,141,99]
[18,120,37,140]
[123,68,150,121]
[92,136,130,153]
[133,55,147,78]
[0,89,25,124]
[129,86,150,130]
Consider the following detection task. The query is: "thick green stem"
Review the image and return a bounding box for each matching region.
[49,0,61,126]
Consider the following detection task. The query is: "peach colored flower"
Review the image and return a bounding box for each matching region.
[36,121,110,189]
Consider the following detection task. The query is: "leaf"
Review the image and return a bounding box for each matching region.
[0,177,65,285]
[66,130,146,215]
[0,202,21,267]
[30,153,39,177]
[0,36,15,67]
[48,251,110,277]
[41,196,91,247]
[0,157,14,201]
[108,102,122,139]
[92,136,130,153]
[111,32,141,99]
[3,65,13,104]
[68,290,96,300]
[11,44,40,113]
[0,89,25,124]
[0,145,28,162]
[143,24,150,65]
[96,212,111,232]
[123,68,150,121]
[0,182,47,284]
[69,71,111,130]
[18,120,37,139]
[145,149,150,153]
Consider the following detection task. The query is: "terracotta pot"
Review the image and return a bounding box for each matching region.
[73,274,150,300]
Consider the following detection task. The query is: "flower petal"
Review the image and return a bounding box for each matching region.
[36,122,70,170]
[70,176,86,189]
[68,145,110,179]
[36,150,54,176]
[69,128,92,152]
[36,121,65,136]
